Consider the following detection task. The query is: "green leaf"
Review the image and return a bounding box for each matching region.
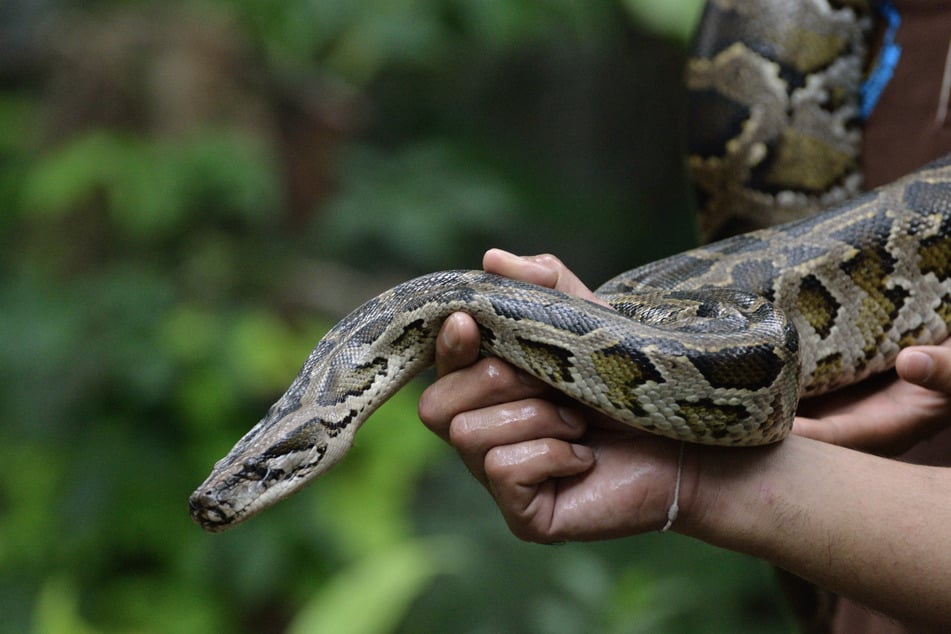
[621,0,706,42]
[20,132,127,219]
[31,575,99,634]
[287,538,453,634]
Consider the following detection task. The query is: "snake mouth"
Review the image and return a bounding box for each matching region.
[188,489,240,532]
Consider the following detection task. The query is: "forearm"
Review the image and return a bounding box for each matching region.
[681,435,951,627]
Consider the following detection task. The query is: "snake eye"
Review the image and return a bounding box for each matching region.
[241,458,269,480]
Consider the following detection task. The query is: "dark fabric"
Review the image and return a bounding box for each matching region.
[862,0,951,188]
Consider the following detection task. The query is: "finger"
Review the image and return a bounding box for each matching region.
[896,344,951,394]
[792,416,848,447]
[418,356,552,441]
[483,439,595,542]
[450,400,588,481]
[433,312,481,378]
[483,248,606,306]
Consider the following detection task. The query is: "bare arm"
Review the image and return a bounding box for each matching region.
[419,249,951,628]
[686,434,951,627]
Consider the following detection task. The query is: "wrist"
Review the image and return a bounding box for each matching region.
[674,437,794,557]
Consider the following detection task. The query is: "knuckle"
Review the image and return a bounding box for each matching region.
[475,358,547,397]
[532,253,566,275]
[447,412,477,448]
[482,445,509,480]
[416,387,443,426]
[475,357,520,389]
[507,520,552,544]
[484,443,534,482]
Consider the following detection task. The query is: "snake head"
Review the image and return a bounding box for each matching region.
[188,409,343,532]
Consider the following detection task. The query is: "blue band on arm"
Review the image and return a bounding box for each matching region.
[860,0,902,120]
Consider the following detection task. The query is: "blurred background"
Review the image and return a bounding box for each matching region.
[0,0,797,632]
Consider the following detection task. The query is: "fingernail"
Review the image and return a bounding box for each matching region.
[489,247,517,259]
[903,350,934,384]
[571,443,595,462]
[440,318,460,352]
[557,406,586,430]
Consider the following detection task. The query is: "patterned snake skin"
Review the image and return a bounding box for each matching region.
[189,0,951,531]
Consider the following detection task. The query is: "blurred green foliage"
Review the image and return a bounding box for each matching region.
[0,0,795,632]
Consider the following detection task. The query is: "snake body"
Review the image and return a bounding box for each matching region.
[689,0,871,241]
[190,0,951,532]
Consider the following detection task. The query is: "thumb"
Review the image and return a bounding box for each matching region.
[896,344,951,394]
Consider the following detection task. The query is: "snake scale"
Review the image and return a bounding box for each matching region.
[190,0,951,532]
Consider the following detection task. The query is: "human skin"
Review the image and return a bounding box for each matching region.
[418,248,951,628]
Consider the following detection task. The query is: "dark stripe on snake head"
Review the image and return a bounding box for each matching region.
[262,421,327,460]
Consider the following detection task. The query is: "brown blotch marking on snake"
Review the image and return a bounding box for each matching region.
[515,337,574,385]
[589,344,663,414]
[780,25,851,74]
[934,293,951,331]
[840,244,908,360]
[919,233,951,282]
[796,274,840,339]
[760,391,795,444]
[262,423,327,459]
[686,344,785,391]
[676,399,750,441]
[389,318,429,355]
[322,408,359,433]
[898,324,928,349]
[760,130,857,194]
[810,351,843,391]
[341,357,389,398]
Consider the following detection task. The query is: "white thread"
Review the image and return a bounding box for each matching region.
[660,441,685,533]
[936,36,951,127]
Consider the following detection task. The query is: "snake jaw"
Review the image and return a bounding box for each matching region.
[188,411,339,532]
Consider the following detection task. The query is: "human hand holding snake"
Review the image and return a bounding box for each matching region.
[420,248,951,626]
[420,248,951,540]
[419,248,692,541]
[795,338,951,455]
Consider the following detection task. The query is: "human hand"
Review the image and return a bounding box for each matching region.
[794,341,951,455]
[418,249,689,542]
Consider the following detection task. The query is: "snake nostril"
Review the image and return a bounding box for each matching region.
[188,490,216,514]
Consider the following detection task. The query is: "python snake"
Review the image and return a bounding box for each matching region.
[190,0,951,532]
